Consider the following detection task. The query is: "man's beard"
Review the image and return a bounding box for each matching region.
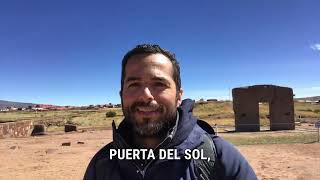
[122,101,177,137]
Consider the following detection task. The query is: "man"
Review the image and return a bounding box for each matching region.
[84,44,257,180]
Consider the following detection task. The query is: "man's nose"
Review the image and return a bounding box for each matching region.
[139,87,154,102]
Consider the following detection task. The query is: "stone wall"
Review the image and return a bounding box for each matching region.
[0,120,33,138]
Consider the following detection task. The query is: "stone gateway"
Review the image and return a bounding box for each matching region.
[232,85,295,132]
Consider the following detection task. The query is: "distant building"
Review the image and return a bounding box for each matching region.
[9,107,18,111]
[0,108,9,112]
[106,104,115,108]
[196,99,208,105]
[32,107,45,111]
[207,99,218,102]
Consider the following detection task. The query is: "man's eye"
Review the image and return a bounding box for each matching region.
[154,82,167,87]
[128,83,139,88]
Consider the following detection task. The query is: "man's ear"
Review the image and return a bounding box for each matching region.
[176,88,183,107]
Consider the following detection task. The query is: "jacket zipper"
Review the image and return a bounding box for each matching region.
[133,135,174,179]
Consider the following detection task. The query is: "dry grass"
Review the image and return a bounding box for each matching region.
[221,132,318,145]
[1,102,319,131]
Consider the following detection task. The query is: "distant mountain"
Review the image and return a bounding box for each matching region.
[295,96,320,102]
[0,100,37,109]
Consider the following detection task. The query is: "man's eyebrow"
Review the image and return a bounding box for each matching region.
[125,76,169,83]
[125,77,141,82]
[151,77,169,82]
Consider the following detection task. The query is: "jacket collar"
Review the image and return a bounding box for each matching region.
[112,99,205,154]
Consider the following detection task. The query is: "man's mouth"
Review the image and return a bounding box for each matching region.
[137,106,158,112]
[135,106,160,116]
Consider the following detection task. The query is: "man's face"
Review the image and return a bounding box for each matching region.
[121,53,183,136]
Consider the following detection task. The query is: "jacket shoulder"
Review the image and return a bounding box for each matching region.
[83,142,114,180]
[211,136,258,180]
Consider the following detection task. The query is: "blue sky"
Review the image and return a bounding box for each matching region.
[1,0,319,106]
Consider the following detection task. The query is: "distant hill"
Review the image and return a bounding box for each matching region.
[0,100,37,109]
[295,96,320,102]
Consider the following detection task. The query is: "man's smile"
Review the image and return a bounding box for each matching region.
[135,107,160,116]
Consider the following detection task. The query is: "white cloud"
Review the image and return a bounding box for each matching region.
[310,44,320,51]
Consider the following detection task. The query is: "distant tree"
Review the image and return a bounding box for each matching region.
[106,111,116,118]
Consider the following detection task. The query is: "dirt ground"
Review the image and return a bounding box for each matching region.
[0,129,319,180]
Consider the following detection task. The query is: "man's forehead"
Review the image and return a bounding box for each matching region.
[125,68,171,80]
[124,54,174,82]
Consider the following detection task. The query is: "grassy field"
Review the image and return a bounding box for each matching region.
[221,132,318,145]
[0,102,319,133]
[0,108,124,131]
[193,101,320,126]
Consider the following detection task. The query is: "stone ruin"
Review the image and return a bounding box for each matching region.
[31,124,46,136]
[0,120,33,138]
[0,120,80,138]
[65,124,77,132]
[232,85,295,132]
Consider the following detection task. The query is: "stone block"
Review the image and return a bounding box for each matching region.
[0,120,33,138]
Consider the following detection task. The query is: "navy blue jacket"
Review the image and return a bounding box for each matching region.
[84,99,257,180]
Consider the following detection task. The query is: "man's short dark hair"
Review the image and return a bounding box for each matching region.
[120,44,181,93]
